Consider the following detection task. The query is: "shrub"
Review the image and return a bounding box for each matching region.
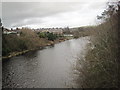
[75,1,119,88]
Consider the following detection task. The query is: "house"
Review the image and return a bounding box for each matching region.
[3,28,12,34]
[3,28,21,36]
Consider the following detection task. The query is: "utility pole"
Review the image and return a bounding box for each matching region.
[0,18,2,27]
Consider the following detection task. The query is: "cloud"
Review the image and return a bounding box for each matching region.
[2,1,108,28]
[2,0,111,2]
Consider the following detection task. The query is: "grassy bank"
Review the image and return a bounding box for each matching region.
[75,2,119,88]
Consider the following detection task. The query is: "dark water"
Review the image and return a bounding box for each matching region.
[2,37,90,88]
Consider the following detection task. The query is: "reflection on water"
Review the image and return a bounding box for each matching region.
[3,37,90,88]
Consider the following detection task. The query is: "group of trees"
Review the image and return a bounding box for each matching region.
[38,32,58,41]
[0,19,2,56]
[72,26,95,38]
[0,18,2,36]
[2,29,41,56]
[2,28,62,56]
[76,1,120,88]
[63,27,71,34]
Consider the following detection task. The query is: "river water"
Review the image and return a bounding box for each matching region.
[2,37,90,88]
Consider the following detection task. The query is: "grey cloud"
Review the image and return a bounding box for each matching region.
[2,2,85,28]
[2,1,107,28]
[11,18,43,27]
[88,1,107,10]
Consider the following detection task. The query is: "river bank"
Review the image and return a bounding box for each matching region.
[2,37,71,60]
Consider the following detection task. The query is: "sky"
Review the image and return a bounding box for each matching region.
[1,0,115,29]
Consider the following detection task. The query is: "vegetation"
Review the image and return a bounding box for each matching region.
[2,29,41,56]
[0,19,2,56]
[38,32,58,41]
[75,1,120,88]
[63,27,71,34]
[2,28,68,57]
[72,26,95,38]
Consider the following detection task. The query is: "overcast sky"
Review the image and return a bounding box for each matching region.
[1,0,112,29]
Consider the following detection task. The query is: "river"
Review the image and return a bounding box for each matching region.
[2,36,90,88]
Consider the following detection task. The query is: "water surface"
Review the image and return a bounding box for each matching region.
[3,37,90,88]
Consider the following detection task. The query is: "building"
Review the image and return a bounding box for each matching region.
[3,28,21,36]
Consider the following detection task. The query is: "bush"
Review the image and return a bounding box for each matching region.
[38,32,46,38]
[75,2,119,88]
[46,32,57,41]
[38,32,58,41]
